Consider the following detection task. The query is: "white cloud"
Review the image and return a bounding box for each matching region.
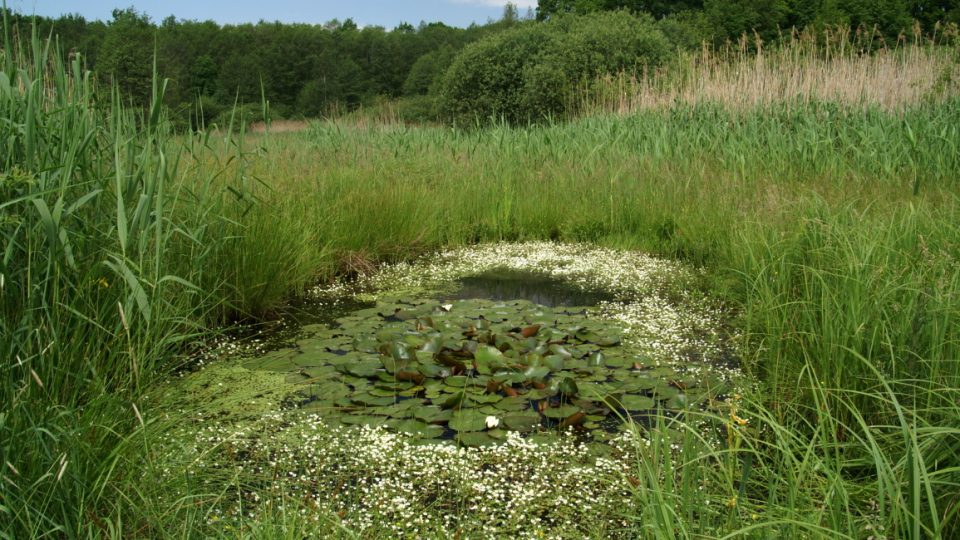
[451,0,539,9]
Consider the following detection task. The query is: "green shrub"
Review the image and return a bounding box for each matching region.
[440,11,670,124]
[402,46,457,97]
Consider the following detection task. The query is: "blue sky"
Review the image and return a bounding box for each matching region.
[12,1,538,28]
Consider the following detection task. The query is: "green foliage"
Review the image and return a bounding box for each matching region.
[4,2,953,124]
[440,11,670,124]
[537,0,705,20]
[0,8,519,122]
[402,46,456,96]
[703,0,791,43]
[2,21,189,536]
[656,10,713,49]
[98,8,154,105]
[538,0,928,42]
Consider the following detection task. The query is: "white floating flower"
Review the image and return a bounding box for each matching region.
[485,415,500,429]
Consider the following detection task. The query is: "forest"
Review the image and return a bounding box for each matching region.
[5,1,958,125]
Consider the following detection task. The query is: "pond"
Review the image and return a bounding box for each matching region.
[176,242,738,447]
[151,242,744,533]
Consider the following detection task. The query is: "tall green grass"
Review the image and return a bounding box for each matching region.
[0,19,239,537]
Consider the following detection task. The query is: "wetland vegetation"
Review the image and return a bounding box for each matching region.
[2,6,960,539]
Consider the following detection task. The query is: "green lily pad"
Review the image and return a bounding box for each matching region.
[503,413,542,432]
[523,366,551,381]
[475,345,505,374]
[622,375,658,391]
[457,432,495,447]
[449,410,489,432]
[486,428,508,440]
[543,355,566,371]
[352,393,396,407]
[549,376,579,396]
[543,404,581,419]
[346,359,382,378]
[596,335,621,347]
[528,432,559,445]
[394,419,445,438]
[495,396,531,412]
[418,363,449,378]
[587,352,605,367]
[664,394,688,409]
[302,382,351,400]
[652,383,680,400]
[605,355,629,368]
[341,415,387,427]
[445,375,468,387]
[620,394,655,410]
[414,406,453,423]
[438,393,473,409]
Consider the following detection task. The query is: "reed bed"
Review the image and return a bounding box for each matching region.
[584,25,960,114]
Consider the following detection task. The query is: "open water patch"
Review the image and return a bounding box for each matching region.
[446,267,615,307]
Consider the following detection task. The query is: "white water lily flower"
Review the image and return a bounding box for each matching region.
[485,416,500,429]
[440,303,453,312]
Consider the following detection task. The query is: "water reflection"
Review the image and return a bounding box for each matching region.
[446,267,614,307]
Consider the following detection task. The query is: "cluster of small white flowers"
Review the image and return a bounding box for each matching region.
[156,415,647,538]
[596,296,728,364]
[313,241,738,373]
[340,241,695,300]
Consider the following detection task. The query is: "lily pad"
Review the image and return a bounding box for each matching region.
[394,419,445,438]
[414,406,453,424]
[543,404,581,419]
[503,413,542,432]
[341,415,387,427]
[449,410,489,432]
[345,359,382,378]
[619,394,656,410]
[457,432,495,447]
[495,396,532,412]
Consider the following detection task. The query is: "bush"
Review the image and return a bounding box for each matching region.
[657,10,714,50]
[402,47,457,97]
[439,11,670,124]
[195,94,225,129]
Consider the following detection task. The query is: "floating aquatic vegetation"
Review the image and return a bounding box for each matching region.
[159,415,669,538]
[152,242,745,535]
[325,241,700,301]
[246,296,730,444]
[314,241,735,367]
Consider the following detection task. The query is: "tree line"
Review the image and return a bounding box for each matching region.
[3,1,956,126]
[3,7,525,126]
[538,1,959,42]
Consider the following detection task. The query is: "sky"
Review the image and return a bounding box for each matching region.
[11,0,539,29]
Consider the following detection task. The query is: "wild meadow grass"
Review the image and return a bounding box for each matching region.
[2,19,960,539]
